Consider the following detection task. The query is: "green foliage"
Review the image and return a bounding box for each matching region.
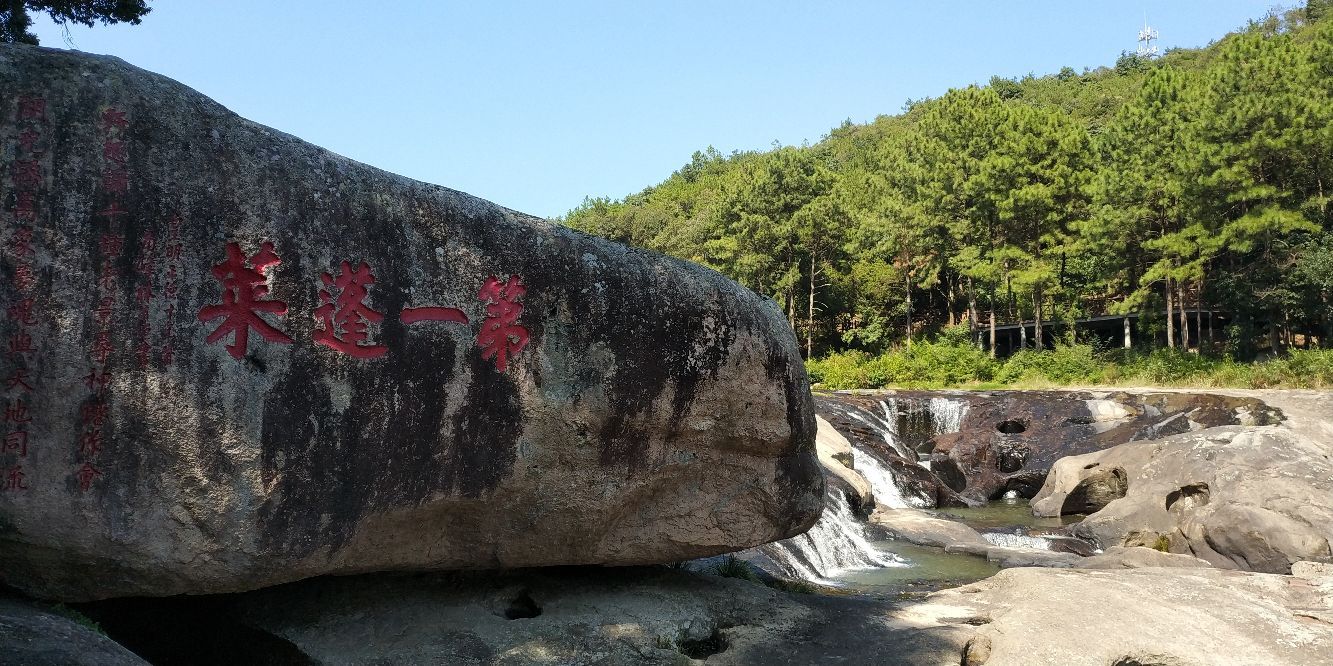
[996,345,1104,384]
[766,578,817,594]
[805,350,872,389]
[565,11,1333,360]
[807,334,1333,389]
[1152,535,1172,552]
[1,1,151,44]
[869,337,998,387]
[44,603,103,635]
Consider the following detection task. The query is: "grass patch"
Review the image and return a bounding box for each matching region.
[712,555,761,582]
[44,604,103,635]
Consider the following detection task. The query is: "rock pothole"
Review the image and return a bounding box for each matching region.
[994,442,1030,473]
[678,628,728,659]
[996,419,1027,434]
[1166,483,1210,513]
[501,590,541,620]
[1061,466,1128,515]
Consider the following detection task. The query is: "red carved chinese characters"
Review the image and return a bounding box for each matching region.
[18,96,45,121]
[198,242,293,359]
[74,462,100,492]
[4,465,27,491]
[313,261,387,358]
[196,244,533,374]
[3,95,46,492]
[66,105,132,491]
[476,275,529,373]
[400,306,469,325]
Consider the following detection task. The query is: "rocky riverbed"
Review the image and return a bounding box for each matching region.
[10,388,1328,665]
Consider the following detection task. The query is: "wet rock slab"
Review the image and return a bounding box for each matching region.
[818,389,1281,505]
[0,45,821,601]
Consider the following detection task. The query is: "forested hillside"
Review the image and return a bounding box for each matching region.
[561,4,1333,365]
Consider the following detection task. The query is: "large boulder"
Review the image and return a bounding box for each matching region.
[1033,426,1333,573]
[0,45,821,601]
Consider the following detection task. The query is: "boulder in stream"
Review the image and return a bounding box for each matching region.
[0,45,822,601]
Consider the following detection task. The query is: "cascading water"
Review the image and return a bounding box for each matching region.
[851,447,911,509]
[980,532,1055,550]
[927,396,968,435]
[773,393,984,584]
[765,488,906,583]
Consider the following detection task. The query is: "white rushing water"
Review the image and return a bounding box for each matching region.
[768,394,981,584]
[768,488,906,583]
[980,532,1055,550]
[851,447,911,509]
[927,397,968,434]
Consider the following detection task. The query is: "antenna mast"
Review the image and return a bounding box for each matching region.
[1137,16,1160,58]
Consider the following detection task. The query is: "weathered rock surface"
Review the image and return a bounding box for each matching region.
[894,566,1333,665]
[931,390,1281,504]
[0,45,821,600]
[67,561,1333,665]
[1033,426,1333,573]
[815,415,874,514]
[1077,545,1213,569]
[0,597,147,666]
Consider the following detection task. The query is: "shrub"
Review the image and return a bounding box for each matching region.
[806,350,872,389]
[997,344,1103,385]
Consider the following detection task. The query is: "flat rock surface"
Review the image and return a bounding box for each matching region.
[0,45,821,601]
[72,564,1333,665]
[897,566,1333,665]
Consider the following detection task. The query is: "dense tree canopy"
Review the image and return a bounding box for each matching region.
[1,0,150,44]
[563,6,1333,361]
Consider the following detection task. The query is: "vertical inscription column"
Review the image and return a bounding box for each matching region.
[3,95,47,493]
[75,107,131,492]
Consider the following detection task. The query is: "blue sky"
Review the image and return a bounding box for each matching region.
[33,1,1280,218]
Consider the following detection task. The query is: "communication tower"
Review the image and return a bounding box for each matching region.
[1137,17,1160,58]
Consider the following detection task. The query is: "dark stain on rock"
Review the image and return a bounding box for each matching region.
[258,354,344,558]
[766,341,821,534]
[493,227,743,473]
[448,351,521,498]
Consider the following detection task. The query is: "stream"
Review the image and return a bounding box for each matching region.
[759,394,1080,595]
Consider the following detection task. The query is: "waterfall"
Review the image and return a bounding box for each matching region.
[765,488,906,583]
[851,447,911,509]
[821,399,915,460]
[928,396,968,434]
[980,532,1054,550]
